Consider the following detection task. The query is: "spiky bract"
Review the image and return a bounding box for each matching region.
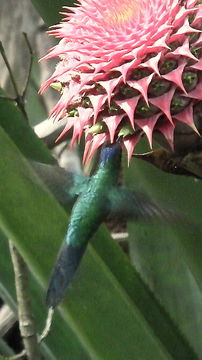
[41,0,202,162]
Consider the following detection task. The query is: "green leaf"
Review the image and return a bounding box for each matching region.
[0,89,53,163]
[30,0,75,26]
[0,124,175,360]
[125,154,202,357]
[0,232,90,360]
[0,124,199,359]
[126,156,202,293]
[130,222,202,357]
[92,227,199,360]
[0,85,199,358]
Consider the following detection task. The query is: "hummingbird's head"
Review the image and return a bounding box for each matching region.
[99,142,122,167]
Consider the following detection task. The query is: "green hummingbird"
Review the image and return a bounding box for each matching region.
[32,142,177,308]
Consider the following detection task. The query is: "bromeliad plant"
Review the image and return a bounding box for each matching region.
[40,0,202,308]
[41,0,202,162]
[1,0,202,359]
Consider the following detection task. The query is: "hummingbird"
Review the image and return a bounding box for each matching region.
[32,142,178,308]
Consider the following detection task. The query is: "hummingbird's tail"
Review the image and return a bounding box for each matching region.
[46,241,86,308]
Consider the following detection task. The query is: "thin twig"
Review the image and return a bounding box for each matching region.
[1,306,54,360]
[38,307,54,343]
[0,41,19,97]
[2,349,26,360]
[8,241,42,360]
[0,34,34,122]
[22,33,34,98]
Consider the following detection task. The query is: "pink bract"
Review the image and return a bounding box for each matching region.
[40,0,202,163]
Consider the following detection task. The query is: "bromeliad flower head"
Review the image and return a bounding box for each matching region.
[41,0,202,163]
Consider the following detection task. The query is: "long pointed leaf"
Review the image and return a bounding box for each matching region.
[0,125,199,359]
[125,154,202,357]
[0,90,53,163]
[126,156,202,293]
[30,0,75,26]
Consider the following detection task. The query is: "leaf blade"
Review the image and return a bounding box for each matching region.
[30,0,75,26]
[0,125,176,360]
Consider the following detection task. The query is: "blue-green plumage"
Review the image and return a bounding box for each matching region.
[46,143,122,307]
[32,142,178,308]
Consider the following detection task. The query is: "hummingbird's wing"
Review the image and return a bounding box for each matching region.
[108,187,179,222]
[30,161,89,205]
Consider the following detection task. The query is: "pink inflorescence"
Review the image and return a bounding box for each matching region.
[40,0,202,163]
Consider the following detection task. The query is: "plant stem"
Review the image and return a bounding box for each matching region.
[2,349,26,360]
[0,42,19,98]
[8,241,42,360]
[22,33,34,99]
[38,307,54,343]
